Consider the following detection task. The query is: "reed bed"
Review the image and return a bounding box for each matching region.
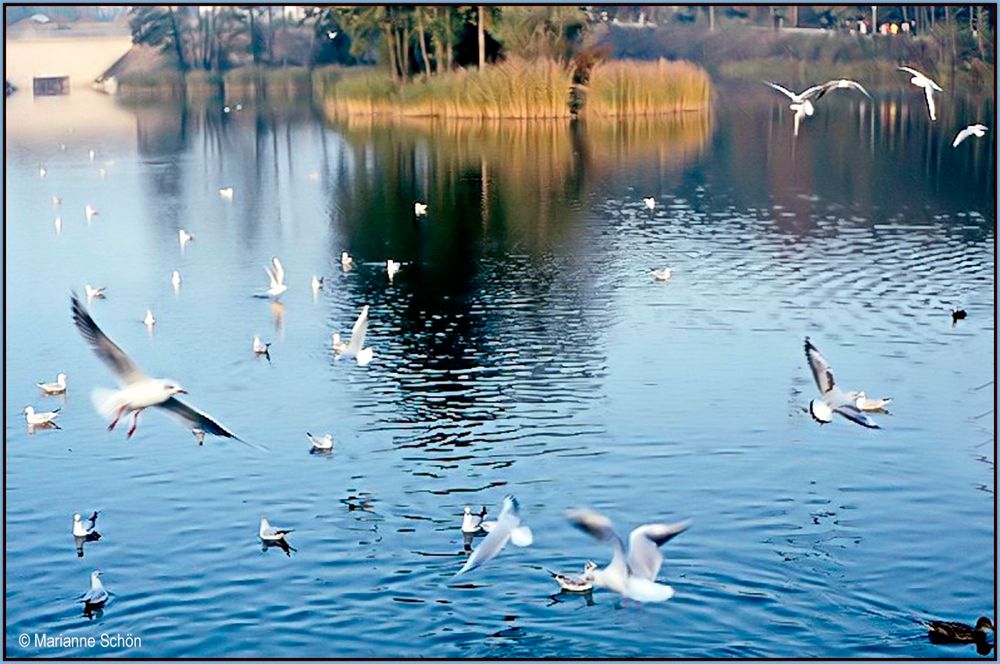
[582,59,712,117]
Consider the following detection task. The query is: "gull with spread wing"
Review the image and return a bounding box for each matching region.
[898,66,943,121]
[804,338,880,429]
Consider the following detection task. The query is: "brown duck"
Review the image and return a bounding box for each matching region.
[927,617,994,655]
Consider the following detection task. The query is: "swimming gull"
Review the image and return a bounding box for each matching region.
[461,506,489,534]
[651,267,672,282]
[178,228,194,247]
[171,271,182,291]
[85,205,98,222]
[252,335,271,359]
[643,197,656,210]
[549,561,598,592]
[80,570,109,608]
[143,308,156,328]
[848,391,892,412]
[73,512,101,540]
[387,259,401,281]
[219,187,234,200]
[24,405,60,426]
[307,432,334,452]
[259,516,293,542]
[341,251,354,271]
[37,372,67,395]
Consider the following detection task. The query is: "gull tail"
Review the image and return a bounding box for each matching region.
[90,388,125,422]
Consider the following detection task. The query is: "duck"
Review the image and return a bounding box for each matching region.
[550,561,599,592]
[952,308,967,324]
[927,616,994,650]
[37,372,67,395]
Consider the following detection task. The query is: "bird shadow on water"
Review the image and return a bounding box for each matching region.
[261,538,295,557]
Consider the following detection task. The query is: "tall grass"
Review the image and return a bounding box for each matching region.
[583,58,711,117]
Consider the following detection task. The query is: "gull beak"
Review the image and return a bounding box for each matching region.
[177,389,189,394]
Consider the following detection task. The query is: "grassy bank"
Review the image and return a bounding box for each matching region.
[582,59,711,117]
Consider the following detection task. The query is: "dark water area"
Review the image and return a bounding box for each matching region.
[4,85,993,658]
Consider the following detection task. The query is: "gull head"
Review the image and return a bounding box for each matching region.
[92,570,103,580]
[74,513,82,522]
[160,380,187,396]
[584,560,599,574]
[57,373,67,386]
[23,406,34,416]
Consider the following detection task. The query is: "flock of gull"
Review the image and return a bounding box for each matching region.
[17,66,992,653]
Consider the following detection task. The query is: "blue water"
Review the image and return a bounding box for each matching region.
[5,88,994,658]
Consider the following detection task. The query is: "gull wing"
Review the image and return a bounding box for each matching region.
[798,83,830,101]
[823,79,872,99]
[264,265,278,288]
[345,305,370,357]
[566,508,629,581]
[626,519,691,581]
[159,397,255,446]
[833,404,880,429]
[71,293,147,386]
[953,127,974,147]
[923,86,937,121]
[804,338,838,396]
[763,81,798,101]
[897,65,923,78]
[455,496,522,575]
[272,257,285,286]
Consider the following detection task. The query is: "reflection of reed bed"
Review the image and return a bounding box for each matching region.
[582,113,713,169]
[323,58,575,119]
[119,68,311,103]
[582,59,712,117]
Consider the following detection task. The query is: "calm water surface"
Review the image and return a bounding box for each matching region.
[5,87,994,658]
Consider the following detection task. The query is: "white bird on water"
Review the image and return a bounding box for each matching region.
[651,267,672,282]
[73,512,100,539]
[461,506,488,534]
[456,495,533,576]
[54,216,63,234]
[550,561,599,592]
[341,251,354,271]
[307,432,334,452]
[953,124,989,147]
[178,228,194,248]
[898,66,942,121]
[52,196,62,207]
[85,284,106,300]
[566,508,691,602]
[333,305,373,366]
[219,187,234,200]
[252,335,271,357]
[171,270,182,291]
[80,570,109,608]
[386,259,401,281]
[37,372,67,395]
[143,308,156,328]
[85,205,98,222]
[259,516,293,542]
[71,294,246,442]
[848,391,892,412]
[264,256,288,299]
[39,166,47,178]
[88,149,96,162]
[803,338,880,429]
[414,201,428,216]
[643,196,656,210]
[24,405,60,427]
[311,275,323,294]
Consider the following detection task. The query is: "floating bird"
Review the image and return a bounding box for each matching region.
[331,332,347,355]
[171,270,182,291]
[264,256,287,299]
[235,103,243,111]
[550,561,599,592]
[341,251,354,270]
[218,187,234,200]
[72,512,100,540]
[927,617,994,652]
[311,275,323,293]
[461,506,489,534]
[80,570,109,609]
[386,259,401,281]
[651,267,672,282]
[88,149,96,162]
[98,167,107,178]
[71,294,245,442]
[84,204,98,222]
[178,228,194,247]
[566,508,690,602]
[24,405,60,427]
[952,307,967,324]
[326,30,338,40]
[898,66,942,121]
[54,216,62,234]
[414,201,428,216]
[848,391,892,412]
[223,105,231,113]
[456,495,533,576]
[259,516,293,542]
[39,166,47,178]
[953,124,989,147]
[52,196,62,207]
[252,335,271,358]
[37,372,67,395]
[643,196,656,210]
[804,338,880,428]
[143,308,156,328]
[307,432,334,452]
[85,284,106,300]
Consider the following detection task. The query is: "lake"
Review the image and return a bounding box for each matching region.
[4,84,994,658]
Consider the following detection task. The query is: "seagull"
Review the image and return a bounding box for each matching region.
[259,516,293,542]
[898,66,943,121]
[24,405,60,426]
[171,270,182,291]
[80,570,109,608]
[143,309,156,328]
[952,307,967,324]
[341,251,354,271]
[386,259,401,281]
[70,293,245,442]
[37,372,67,395]
[307,432,334,452]
[85,284,106,300]
[72,512,100,540]
[98,167,107,178]
[455,495,533,576]
[461,506,489,534]
[549,561,599,592]
[85,205,98,222]
[223,105,231,113]
[953,124,989,147]
[651,267,671,282]
[252,335,271,358]
[848,391,892,412]
[821,78,872,99]
[763,79,868,135]
[178,228,194,247]
[414,201,428,216]
[235,103,243,111]
[307,170,320,181]
[39,166,47,178]
[311,275,323,293]
[566,508,690,602]
[334,305,373,366]
[326,29,338,40]
[643,197,656,210]
[264,256,288,299]
[218,187,234,200]
[54,216,62,234]
[803,338,880,428]
[88,149,96,162]
[52,196,62,207]
[331,332,347,355]
[191,428,206,445]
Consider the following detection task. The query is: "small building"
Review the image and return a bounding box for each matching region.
[32,75,70,95]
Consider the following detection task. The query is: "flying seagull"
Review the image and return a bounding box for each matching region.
[953,124,988,147]
[764,79,870,135]
[334,305,373,366]
[803,338,880,428]
[455,495,533,576]
[898,66,942,121]
[70,293,247,443]
[566,508,690,602]
[414,201,428,216]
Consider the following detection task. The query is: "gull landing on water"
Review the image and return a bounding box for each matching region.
[70,294,249,444]
[953,124,989,147]
[803,338,880,429]
[898,66,942,121]
[264,256,288,299]
[550,561,599,593]
[333,305,373,366]
[566,508,691,602]
[37,372,67,395]
[455,495,533,576]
